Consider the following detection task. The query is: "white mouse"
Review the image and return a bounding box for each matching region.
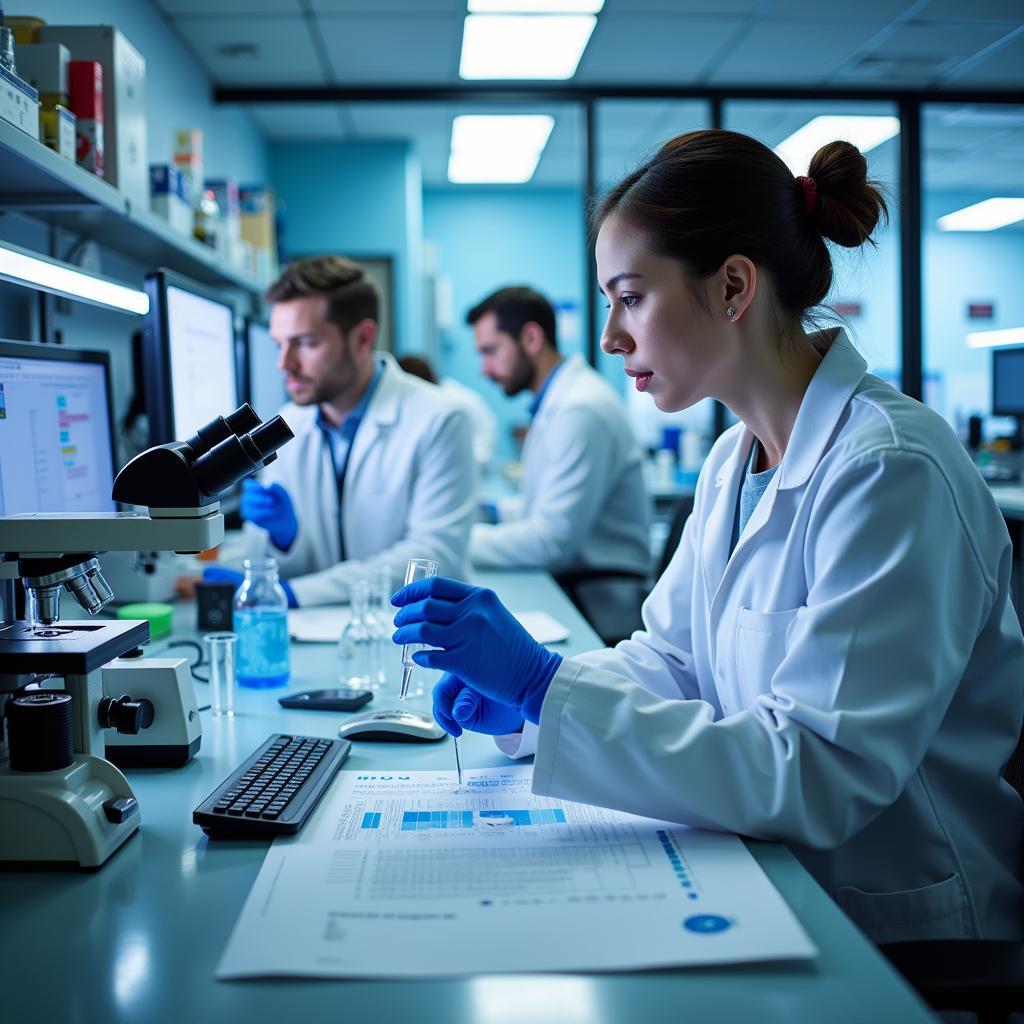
[337,708,447,743]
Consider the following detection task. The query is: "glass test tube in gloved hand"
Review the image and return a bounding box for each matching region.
[398,557,439,701]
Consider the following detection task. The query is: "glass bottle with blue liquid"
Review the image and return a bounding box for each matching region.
[234,557,290,688]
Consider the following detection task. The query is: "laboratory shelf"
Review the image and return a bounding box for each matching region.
[0,117,259,294]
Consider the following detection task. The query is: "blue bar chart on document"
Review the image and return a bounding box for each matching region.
[216,765,817,980]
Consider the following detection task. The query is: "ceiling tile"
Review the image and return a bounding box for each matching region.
[708,20,885,84]
[767,0,918,19]
[871,19,1011,59]
[946,33,1024,85]
[251,103,350,138]
[916,0,1024,21]
[316,16,462,82]
[155,0,302,13]
[173,16,327,84]
[602,0,762,10]
[579,16,744,83]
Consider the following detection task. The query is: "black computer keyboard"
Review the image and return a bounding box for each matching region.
[193,733,352,837]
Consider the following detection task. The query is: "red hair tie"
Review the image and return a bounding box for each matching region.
[796,175,818,217]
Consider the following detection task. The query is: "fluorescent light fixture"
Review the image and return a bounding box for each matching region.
[468,0,604,10]
[0,241,149,315]
[937,198,1024,232]
[460,14,596,79]
[448,114,554,184]
[451,113,554,153]
[967,327,1024,349]
[448,149,545,183]
[774,115,900,175]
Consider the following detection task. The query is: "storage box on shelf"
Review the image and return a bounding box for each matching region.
[0,64,38,138]
[37,25,147,211]
[0,116,261,296]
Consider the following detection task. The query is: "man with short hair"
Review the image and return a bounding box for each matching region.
[466,285,651,638]
[214,255,476,606]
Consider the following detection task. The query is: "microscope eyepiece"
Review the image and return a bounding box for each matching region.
[192,415,295,497]
[112,407,294,508]
[182,403,262,458]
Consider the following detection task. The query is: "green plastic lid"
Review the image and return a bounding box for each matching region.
[116,602,174,640]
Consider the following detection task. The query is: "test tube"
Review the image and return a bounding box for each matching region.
[399,557,439,701]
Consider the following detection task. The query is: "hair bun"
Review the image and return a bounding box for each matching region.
[807,140,889,248]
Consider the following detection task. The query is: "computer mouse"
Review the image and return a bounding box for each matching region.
[337,708,447,743]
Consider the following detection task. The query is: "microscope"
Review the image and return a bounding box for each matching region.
[0,405,293,868]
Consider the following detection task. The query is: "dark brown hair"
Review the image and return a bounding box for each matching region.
[265,255,380,334]
[397,354,438,384]
[592,129,889,325]
[466,286,558,352]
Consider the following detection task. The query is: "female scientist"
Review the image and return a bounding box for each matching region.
[392,130,1024,944]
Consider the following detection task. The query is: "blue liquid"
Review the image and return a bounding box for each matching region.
[235,608,290,688]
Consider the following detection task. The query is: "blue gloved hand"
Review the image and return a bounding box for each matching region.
[392,577,562,729]
[201,565,299,608]
[240,478,298,552]
[201,565,243,588]
[433,673,525,738]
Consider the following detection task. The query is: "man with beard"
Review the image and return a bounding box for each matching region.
[466,286,651,639]
[205,255,475,606]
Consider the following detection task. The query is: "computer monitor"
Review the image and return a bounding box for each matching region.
[992,347,1024,417]
[143,269,240,444]
[0,340,117,515]
[992,346,1024,448]
[241,318,287,421]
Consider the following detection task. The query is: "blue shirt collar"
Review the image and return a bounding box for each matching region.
[528,358,565,419]
[316,358,384,439]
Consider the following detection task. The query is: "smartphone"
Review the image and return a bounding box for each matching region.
[278,689,373,711]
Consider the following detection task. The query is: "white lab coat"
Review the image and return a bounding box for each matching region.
[502,329,1024,943]
[244,353,476,605]
[470,355,651,626]
[439,376,498,469]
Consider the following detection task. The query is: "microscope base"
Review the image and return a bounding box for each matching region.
[0,753,140,868]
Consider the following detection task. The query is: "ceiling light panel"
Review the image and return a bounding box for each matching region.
[774,115,901,175]
[937,198,1024,232]
[459,14,596,79]
[966,327,1024,349]
[448,114,554,184]
[468,1,604,10]
[451,113,555,153]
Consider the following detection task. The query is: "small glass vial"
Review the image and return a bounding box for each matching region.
[233,558,290,688]
[367,564,393,691]
[338,576,373,690]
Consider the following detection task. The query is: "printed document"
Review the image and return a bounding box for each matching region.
[217,765,816,979]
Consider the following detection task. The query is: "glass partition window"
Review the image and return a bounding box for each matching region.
[923,103,1024,445]
[725,100,901,385]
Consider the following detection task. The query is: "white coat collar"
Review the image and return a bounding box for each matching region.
[533,354,584,419]
[714,328,866,491]
[282,351,402,436]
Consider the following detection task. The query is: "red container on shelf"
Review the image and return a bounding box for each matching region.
[67,60,104,176]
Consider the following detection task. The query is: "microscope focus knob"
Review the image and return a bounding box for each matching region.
[98,695,156,735]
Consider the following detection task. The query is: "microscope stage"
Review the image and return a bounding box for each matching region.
[0,619,149,673]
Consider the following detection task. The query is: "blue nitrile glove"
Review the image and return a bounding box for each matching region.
[240,478,298,552]
[392,577,562,728]
[201,566,298,608]
[202,565,243,588]
[432,673,525,738]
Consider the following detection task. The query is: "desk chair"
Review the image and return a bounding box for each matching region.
[658,495,695,579]
[552,568,649,647]
[879,730,1024,1024]
[555,495,696,646]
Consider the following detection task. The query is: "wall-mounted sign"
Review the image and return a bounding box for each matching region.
[833,301,862,317]
[967,302,995,320]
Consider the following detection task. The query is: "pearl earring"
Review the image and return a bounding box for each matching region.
[726,306,736,320]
